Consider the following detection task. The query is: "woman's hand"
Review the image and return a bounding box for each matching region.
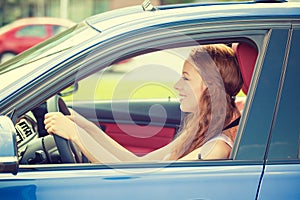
[44,112,78,141]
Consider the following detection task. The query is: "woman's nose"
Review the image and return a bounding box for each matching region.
[174,78,182,91]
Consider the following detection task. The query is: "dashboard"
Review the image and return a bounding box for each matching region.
[16,114,37,149]
[16,113,60,164]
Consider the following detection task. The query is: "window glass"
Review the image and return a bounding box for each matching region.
[267,29,300,160]
[67,44,248,102]
[66,47,190,101]
[16,25,47,37]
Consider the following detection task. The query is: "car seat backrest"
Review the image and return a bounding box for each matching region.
[232,43,258,95]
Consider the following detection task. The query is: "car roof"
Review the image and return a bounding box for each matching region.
[86,1,300,33]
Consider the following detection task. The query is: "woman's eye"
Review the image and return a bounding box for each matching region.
[182,77,189,81]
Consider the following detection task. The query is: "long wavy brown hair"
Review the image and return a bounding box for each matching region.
[169,44,243,160]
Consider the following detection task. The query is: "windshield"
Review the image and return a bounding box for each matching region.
[0,22,99,95]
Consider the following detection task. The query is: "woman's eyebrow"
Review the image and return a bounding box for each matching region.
[183,71,190,76]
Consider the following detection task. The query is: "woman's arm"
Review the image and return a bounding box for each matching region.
[66,109,101,135]
[44,111,176,163]
[66,109,176,161]
[44,112,140,163]
[73,125,135,163]
[180,140,231,161]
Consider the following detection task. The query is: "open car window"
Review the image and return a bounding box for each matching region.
[57,42,256,163]
[65,47,189,101]
[16,38,262,165]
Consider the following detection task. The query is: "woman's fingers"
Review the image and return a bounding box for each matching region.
[44,112,66,134]
[44,112,60,134]
[44,112,78,141]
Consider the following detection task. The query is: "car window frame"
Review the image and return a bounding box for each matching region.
[233,28,292,161]
[265,27,300,163]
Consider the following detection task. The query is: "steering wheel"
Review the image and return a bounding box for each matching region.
[47,95,82,163]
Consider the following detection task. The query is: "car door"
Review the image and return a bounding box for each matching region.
[257,27,300,199]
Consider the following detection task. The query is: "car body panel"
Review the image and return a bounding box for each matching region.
[258,164,300,199]
[257,26,300,199]
[87,3,300,33]
[235,28,290,160]
[1,163,263,200]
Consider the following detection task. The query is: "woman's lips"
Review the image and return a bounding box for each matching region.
[179,94,187,102]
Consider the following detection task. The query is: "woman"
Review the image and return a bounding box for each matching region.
[44,44,243,163]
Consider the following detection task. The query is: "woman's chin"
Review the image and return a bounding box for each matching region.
[180,104,193,113]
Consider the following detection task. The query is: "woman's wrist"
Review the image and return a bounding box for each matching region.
[71,125,84,146]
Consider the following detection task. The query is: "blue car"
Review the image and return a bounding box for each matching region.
[1,0,300,199]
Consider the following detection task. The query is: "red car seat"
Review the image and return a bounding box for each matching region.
[232,42,258,95]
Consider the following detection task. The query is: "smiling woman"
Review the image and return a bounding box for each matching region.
[169,44,243,160]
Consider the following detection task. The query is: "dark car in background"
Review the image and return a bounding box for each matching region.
[0,0,300,199]
[0,17,74,63]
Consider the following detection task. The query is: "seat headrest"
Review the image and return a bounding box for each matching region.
[232,43,258,95]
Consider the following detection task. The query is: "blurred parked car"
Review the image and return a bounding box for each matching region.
[0,0,300,199]
[0,17,75,63]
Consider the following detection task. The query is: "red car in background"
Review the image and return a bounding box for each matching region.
[0,17,75,63]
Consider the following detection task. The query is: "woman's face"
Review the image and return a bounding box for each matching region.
[174,61,206,113]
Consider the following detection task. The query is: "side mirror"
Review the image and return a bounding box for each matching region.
[0,116,18,174]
